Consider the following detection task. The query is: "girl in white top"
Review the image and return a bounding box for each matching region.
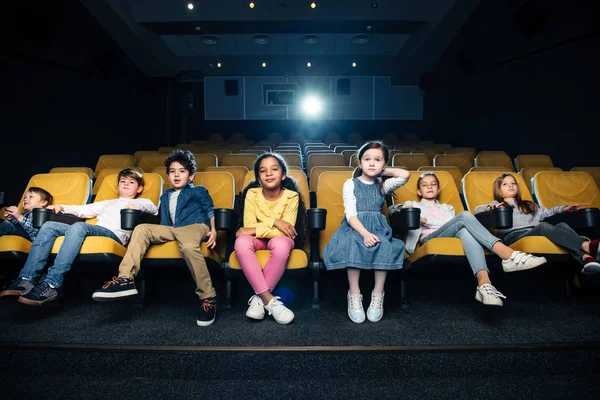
[394,172,547,306]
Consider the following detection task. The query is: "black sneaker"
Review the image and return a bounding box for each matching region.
[92,277,138,302]
[197,297,217,327]
[18,281,58,306]
[0,278,35,297]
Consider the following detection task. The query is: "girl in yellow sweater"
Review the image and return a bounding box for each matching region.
[235,153,307,325]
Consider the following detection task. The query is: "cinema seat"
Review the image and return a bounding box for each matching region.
[462,172,569,258]
[281,154,303,169]
[137,153,167,173]
[205,166,249,195]
[222,154,258,170]
[193,153,218,170]
[49,167,94,180]
[532,171,600,209]
[519,167,562,192]
[474,152,514,171]
[94,155,134,177]
[433,154,474,175]
[306,153,345,176]
[309,166,354,193]
[417,166,463,194]
[92,168,143,196]
[0,173,92,262]
[50,173,163,262]
[392,153,429,170]
[515,154,554,171]
[445,147,477,159]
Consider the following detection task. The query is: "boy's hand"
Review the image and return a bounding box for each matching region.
[236,227,255,238]
[125,204,139,210]
[274,219,297,239]
[362,231,380,247]
[564,204,580,212]
[206,229,217,249]
[4,206,22,222]
[48,205,64,214]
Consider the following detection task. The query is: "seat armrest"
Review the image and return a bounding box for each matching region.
[214,208,234,230]
[307,208,327,231]
[543,208,599,229]
[33,208,84,229]
[120,209,159,230]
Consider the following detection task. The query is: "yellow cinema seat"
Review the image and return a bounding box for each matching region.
[515,154,554,171]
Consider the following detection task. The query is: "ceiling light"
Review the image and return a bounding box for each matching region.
[352,62,357,67]
[187,3,194,10]
[307,62,312,67]
[351,34,370,44]
[262,62,267,67]
[251,35,271,45]
[302,35,320,44]
[310,2,317,9]
[249,2,255,8]
[201,36,220,45]
[217,62,222,68]
[372,2,379,8]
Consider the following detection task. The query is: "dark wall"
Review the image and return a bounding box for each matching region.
[0,1,169,204]
[423,0,599,170]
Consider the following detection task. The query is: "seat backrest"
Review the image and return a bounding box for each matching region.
[462,172,532,213]
[411,150,439,165]
[444,147,477,159]
[350,153,359,167]
[151,168,171,191]
[194,172,235,209]
[309,166,354,192]
[306,153,346,176]
[341,149,357,166]
[281,154,303,168]
[515,154,554,171]
[92,168,143,195]
[196,150,230,165]
[95,154,134,175]
[221,154,258,169]
[519,167,562,192]
[433,154,474,175]
[392,153,429,170]
[137,153,167,173]
[49,167,94,179]
[133,151,160,166]
[571,167,600,189]
[391,171,464,212]
[241,170,309,207]
[468,167,513,173]
[532,171,600,208]
[204,166,249,195]
[475,152,514,170]
[17,173,91,212]
[316,171,353,257]
[417,166,463,194]
[158,146,178,154]
[333,145,357,154]
[193,153,218,170]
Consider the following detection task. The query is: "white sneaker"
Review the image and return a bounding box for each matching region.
[582,260,600,275]
[246,295,265,320]
[264,296,294,325]
[367,291,385,322]
[475,284,506,306]
[347,291,365,324]
[502,251,547,272]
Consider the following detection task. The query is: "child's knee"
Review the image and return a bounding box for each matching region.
[131,224,153,238]
[234,235,254,252]
[269,236,295,253]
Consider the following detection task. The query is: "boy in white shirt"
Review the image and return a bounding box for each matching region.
[0,168,158,305]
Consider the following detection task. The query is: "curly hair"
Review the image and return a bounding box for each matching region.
[164,149,197,175]
[236,153,307,249]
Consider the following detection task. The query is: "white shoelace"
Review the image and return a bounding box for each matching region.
[266,296,285,316]
[349,294,363,310]
[370,294,384,309]
[480,284,506,299]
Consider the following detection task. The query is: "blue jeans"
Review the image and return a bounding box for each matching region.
[19,221,121,288]
[0,220,32,241]
[421,212,502,276]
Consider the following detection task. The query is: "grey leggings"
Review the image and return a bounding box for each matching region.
[502,222,586,263]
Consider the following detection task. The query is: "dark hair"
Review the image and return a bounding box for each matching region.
[494,173,538,215]
[416,172,440,199]
[27,187,53,207]
[352,141,390,193]
[118,168,144,187]
[237,153,307,248]
[164,149,197,175]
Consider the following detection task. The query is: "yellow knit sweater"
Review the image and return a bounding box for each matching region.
[243,188,299,238]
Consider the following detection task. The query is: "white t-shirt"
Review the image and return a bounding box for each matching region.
[342,176,408,220]
[169,190,181,224]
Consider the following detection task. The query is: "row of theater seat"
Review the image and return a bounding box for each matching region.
[1,165,599,307]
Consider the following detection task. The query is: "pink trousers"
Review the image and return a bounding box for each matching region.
[234,235,295,294]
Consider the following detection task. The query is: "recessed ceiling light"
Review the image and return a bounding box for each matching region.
[217,62,222,68]
[351,34,370,44]
[251,35,271,45]
[372,2,379,8]
[302,35,320,44]
[307,62,312,67]
[187,3,194,10]
[249,2,255,8]
[310,2,317,9]
[195,26,201,32]
[352,62,357,67]
[201,36,220,45]
[262,62,267,67]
